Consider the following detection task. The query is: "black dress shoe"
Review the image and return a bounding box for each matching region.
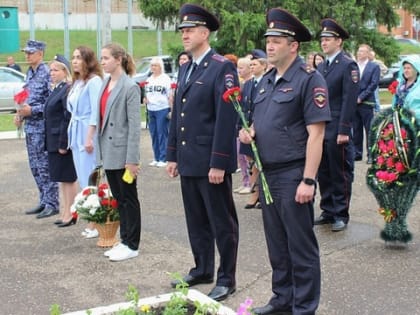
[25,205,45,215]
[170,274,213,288]
[331,219,347,231]
[354,155,362,161]
[57,217,77,227]
[314,215,334,225]
[252,304,292,315]
[207,285,235,301]
[244,200,259,209]
[54,219,63,225]
[36,207,59,219]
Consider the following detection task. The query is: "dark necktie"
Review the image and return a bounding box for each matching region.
[186,62,197,83]
[326,60,330,67]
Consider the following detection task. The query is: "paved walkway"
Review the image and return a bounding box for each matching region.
[0,131,418,315]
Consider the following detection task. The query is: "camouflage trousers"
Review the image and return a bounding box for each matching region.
[25,132,59,210]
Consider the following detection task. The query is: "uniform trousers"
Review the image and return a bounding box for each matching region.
[318,139,354,222]
[261,167,320,315]
[25,132,59,210]
[180,174,238,287]
[105,169,141,250]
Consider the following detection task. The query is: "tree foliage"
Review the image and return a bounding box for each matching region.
[138,0,418,65]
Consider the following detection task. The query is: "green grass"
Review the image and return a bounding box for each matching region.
[379,89,393,105]
[0,113,15,132]
[0,92,393,132]
[0,106,147,132]
[0,30,181,72]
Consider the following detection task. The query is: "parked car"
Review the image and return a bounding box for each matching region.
[379,62,399,88]
[394,37,420,46]
[132,55,175,85]
[0,66,26,112]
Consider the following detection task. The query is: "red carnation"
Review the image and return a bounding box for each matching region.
[111,199,118,208]
[14,89,29,105]
[223,87,241,103]
[171,82,177,89]
[387,80,398,95]
[98,183,108,190]
[139,81,148,88]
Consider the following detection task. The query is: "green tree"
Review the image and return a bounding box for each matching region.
[138,0,417,64]
[137,0,181,29]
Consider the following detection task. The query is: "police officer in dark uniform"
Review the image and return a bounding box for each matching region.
[166,3,239,302]
[315,19,359,231]
[239,8,331,315]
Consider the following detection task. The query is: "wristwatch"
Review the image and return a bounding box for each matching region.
[302,177,316,186]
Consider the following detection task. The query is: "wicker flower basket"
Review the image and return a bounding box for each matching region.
[95,219,120,248]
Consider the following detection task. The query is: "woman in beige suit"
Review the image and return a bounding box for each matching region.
[97,43,141,262]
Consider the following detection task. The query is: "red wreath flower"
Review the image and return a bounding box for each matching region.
[374,122,409,185]
[139,81,148,88]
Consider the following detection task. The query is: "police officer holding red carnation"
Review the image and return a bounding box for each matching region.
[239,8,331,315]
[166,3,239,302]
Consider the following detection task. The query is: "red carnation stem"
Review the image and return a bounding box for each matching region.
[227,93,273,205]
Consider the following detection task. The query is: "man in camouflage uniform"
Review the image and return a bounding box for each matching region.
[15,40,59,218]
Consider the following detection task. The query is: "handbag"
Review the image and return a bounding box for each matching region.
[88,166,104,187]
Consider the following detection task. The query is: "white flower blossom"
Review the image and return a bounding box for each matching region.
[83,194,100,210]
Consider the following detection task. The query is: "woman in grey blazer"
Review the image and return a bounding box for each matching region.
[97,43,141,262]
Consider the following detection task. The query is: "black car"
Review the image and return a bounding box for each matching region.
[379,64,399,89]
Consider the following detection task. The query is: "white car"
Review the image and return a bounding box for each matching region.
[0,67,26,112]
[132,55,175,84]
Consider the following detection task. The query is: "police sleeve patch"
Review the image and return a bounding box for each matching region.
[351,70,359,83]
[313,87,327,108]
[225,74,235,89]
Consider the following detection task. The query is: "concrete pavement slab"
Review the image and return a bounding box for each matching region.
[0,132,418,315]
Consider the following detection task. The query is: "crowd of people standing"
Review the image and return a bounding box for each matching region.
[15,39,142,262]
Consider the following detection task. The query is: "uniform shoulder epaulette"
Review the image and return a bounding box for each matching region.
[211,54,226,63]
[343,54,354,62]
[300,63,315,74]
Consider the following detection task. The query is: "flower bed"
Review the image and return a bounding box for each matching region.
[62,289,236,315]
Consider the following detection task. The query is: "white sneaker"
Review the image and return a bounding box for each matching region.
[149,160,158,166]
[84,228,99,239]
[233,185,244,193]
[238,187,252,194]
[156,161,167,167]
[109,245,139,262]
[104,243,127,257]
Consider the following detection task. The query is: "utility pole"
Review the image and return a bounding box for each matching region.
[28,0,35,39]
[103,0,112,45]
[127,0,133,56]
[96,0,112,58]
[63,0,70,60]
